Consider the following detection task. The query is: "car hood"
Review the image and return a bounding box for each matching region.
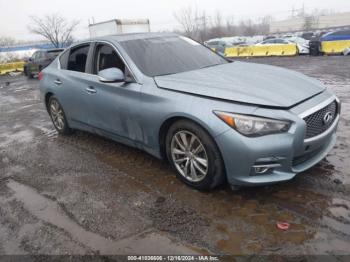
[154,62,326,108]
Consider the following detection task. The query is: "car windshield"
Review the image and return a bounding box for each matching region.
[119,36,228,77]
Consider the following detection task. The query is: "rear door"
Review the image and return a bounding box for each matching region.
[53,44,93,128]
[82,42,142,144]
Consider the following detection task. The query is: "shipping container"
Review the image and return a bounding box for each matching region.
[89,19,150,38]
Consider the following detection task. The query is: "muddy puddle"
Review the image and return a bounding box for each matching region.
[5,179,201,255]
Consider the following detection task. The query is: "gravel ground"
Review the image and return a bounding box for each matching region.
[0,56,349,257]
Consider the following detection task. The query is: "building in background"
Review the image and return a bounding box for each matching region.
[270,12,350,33]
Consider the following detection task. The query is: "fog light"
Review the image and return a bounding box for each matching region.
[252,163,281,175]
[254,166,270,174]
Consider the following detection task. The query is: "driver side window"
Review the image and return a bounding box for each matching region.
[94,44,125,74]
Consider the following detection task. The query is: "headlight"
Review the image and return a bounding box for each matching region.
[214,111,291,137]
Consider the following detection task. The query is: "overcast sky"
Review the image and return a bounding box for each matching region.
[1,0,350,41]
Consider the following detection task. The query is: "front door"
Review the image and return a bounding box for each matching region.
[83,43,142,144]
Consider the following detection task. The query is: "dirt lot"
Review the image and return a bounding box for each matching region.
[0,56,349,257]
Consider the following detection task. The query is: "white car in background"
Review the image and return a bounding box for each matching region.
[256,38,310,55]
[343,47,350,56]
[204,39,228,55]
[282,36,310,55]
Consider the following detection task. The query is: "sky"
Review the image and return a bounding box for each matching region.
[1,0,350,41]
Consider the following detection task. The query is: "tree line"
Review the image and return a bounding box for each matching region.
[173,6,271,42]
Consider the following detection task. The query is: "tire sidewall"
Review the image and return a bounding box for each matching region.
[165,120,225,190]
[48,96,71,134]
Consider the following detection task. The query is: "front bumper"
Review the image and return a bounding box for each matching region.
[215,96,339,186]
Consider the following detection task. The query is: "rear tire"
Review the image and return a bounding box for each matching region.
[48,96,73,135]
[165,120,225,190]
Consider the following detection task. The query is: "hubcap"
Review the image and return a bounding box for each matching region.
[171,131,208,182]
[50,100,65,130]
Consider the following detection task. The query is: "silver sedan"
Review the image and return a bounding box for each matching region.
[39,33,340,190]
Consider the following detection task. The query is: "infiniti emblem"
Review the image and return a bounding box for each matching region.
[323,111,333,125]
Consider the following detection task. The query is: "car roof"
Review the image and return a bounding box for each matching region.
[91,32,178,43]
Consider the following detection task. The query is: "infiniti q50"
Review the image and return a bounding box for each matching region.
[39,33,340,190]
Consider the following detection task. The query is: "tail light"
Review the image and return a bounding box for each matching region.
[38,71,43,81]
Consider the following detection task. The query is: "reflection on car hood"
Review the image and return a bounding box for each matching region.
[154,62,325,108]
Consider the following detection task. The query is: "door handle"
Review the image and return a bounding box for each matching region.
[54,79,62,85]
[85,86,97,94]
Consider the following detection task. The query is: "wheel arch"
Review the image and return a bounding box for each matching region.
[158,115,218,160]
[45,92,54,112]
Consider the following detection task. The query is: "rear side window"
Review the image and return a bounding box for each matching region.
[35,51,43,60]
[275,39,288,44]
[31,52,38,60]
[94,44,125,74]
[59,51,69,69]
[263,40,274,44]
[67,45,90,73]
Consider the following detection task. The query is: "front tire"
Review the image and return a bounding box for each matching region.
[165,120,225,190]
[48,96,72,135]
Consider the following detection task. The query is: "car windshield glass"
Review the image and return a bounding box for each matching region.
[119,36,228,77]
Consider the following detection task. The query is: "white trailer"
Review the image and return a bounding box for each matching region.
[89,19,150,38]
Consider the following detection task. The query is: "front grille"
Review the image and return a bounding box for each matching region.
[303,100,337,139]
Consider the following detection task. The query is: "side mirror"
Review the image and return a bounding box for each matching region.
[98,68,125,83]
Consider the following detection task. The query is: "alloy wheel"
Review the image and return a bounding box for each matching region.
[170,130,209,182]
[49,99,65,130]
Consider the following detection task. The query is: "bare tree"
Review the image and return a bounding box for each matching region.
[225,16,237,36]
[210,11,225,38]
[256,16,272,35]
[28,14,79,48]
[174,5,272,42]
[174,6,210,41]
[174,6,199,38]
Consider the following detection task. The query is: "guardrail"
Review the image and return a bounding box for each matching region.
[224,44,298,58]
[0,61,25,75]
[321,40,350,55]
